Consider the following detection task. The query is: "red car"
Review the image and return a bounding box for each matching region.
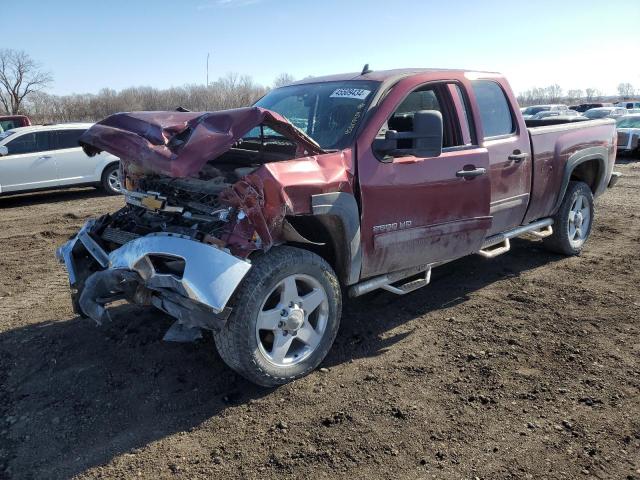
[57,68,619,386]
[0,115,31,131]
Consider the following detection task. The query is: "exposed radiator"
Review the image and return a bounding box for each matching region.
[101,227,140,245]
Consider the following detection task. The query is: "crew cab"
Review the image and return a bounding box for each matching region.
[0,123,121,195]
[57,68,619,386]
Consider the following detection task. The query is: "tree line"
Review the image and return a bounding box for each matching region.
[1,49,637,123]
[517,82,636,107]
[0,49,296,124]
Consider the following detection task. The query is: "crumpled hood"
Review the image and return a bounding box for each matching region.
[79,107,324,177]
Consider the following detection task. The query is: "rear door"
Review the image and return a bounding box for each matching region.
[470,80,532,235]
[51,128,95,184]
[357,78,492,278]
[0,131,58,192]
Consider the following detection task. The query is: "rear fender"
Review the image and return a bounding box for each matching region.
[553,146,608,213]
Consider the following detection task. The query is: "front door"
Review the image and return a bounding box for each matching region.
[0,131,58,193]
[357,79,492,278]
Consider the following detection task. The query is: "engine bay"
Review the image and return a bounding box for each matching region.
[96,159,266,253]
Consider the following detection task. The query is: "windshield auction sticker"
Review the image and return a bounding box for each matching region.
[330,88,371,100]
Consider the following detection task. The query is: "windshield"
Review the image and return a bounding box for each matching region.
[584,109,609,119]
[0,130,16,141]
[523,106,550,115]
[254,80,380,150]
[616,116,640,128]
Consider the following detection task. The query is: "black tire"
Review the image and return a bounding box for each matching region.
[213,246,341,387]
[543,181,594,255]
[101,163,122,195]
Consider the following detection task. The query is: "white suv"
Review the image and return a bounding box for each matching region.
[0,123,121,196]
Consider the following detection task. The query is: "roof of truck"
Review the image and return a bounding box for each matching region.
[288,68,501,86]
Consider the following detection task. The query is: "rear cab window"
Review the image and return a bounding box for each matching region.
[471,80,516,139]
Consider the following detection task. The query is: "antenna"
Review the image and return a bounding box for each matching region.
[361,64,372,75]
[206,52,210,87]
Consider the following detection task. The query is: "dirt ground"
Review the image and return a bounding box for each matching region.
[0,159,639,480]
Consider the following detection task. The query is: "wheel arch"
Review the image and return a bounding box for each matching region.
[283,192,362,286]
[553,146,608,213]
[95,156,120,183]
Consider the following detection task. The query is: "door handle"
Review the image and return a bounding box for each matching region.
[508,151,529,163]
[456,167,486,179]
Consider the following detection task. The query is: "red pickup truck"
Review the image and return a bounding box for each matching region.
[57,68,619,386]
[0,115,31,132]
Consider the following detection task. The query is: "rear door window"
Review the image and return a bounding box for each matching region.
[471,80,515,139]
[54,129,86,150]
[5,132,51,155]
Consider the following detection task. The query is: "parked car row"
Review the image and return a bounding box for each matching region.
[0,123,121,195]
[520,102,640,157]
[0,93,637,201]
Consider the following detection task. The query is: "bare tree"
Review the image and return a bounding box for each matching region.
[617,82,635,98]
[585,88,601,102]
[273,73,295,88]
[566,89,583,103]
[0,49,52,114]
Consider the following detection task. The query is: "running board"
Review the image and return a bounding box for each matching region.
[349,264,432,298]
[478,238,511,258]
[348,218,553,297]
[381,268,432,295]
[479,218,553,258]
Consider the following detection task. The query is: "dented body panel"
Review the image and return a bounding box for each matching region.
[79,107,324,177]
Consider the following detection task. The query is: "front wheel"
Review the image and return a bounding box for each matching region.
[543,181,594,255]
[213,246,342,387]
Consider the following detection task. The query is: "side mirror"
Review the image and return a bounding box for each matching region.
[412,110,443,158]
[373,110,443,159]
[0,145,8,157]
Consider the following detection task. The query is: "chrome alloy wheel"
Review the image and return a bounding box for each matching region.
[255,274,329,367]
[108,169,122,193]
[568,193,591,248]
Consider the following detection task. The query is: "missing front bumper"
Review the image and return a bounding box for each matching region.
[57,221,252,329]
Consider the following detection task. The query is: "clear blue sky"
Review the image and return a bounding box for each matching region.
[6,0,639,96]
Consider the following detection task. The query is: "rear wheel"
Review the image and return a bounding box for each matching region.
[101,163,122,195]
[213,246,341,387]
[543,181,594,255]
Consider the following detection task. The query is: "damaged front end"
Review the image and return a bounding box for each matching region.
[56,218,252,336]
[57,106,353,338]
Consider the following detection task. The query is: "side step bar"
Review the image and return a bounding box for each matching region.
[478,218,553,258]
[349,218,554,298]
[349,264,432,298]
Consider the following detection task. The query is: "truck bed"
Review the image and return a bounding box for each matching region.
[523,118,617,224]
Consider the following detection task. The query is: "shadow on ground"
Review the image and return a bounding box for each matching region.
[0,187,107,208]
[0,239,561,479]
